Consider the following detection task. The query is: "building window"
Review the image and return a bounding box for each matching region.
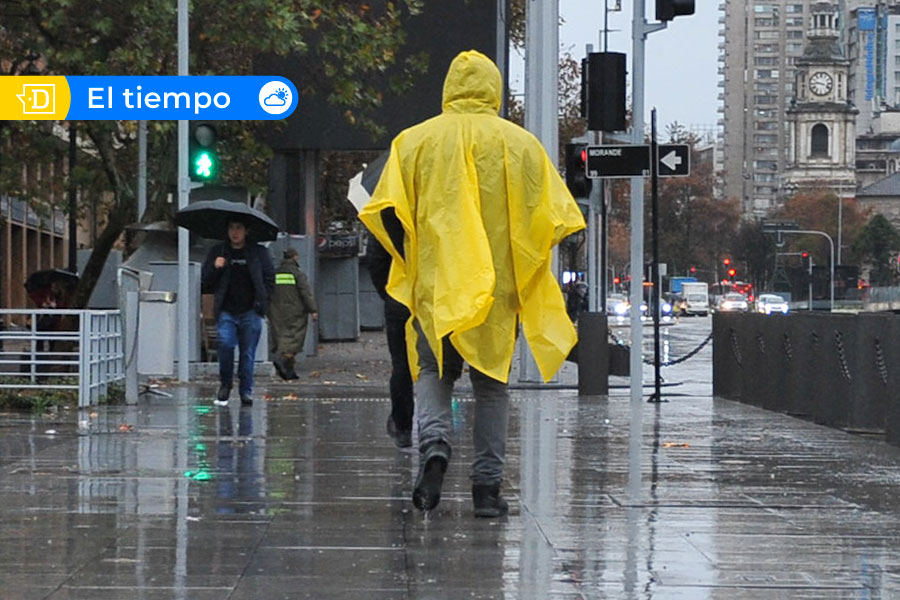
[894,56,900,67]
[810,124,829,157]
[785,4,804,13]
[787,30,804,39]
[755,4,774,12]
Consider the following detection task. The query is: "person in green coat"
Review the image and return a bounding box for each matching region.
[269,248,318,380]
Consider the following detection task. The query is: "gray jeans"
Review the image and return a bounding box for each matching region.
[415,326,509,485]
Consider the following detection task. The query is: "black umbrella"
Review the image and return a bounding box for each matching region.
[346,150,389,212]
[175,199,280,242]
[24,269,79,307]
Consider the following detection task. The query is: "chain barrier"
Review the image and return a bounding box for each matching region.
[834,330,852,382]
[606,328,713,368]
[729,328,743,368]
[782,333,793,362]
[875,339,889,386]
[756,333,766,355]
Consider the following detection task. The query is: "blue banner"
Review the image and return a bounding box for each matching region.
[63,76,297,120]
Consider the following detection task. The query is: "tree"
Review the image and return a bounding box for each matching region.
[653,126,740,280]
[851,214,900,286]
[2,0,423,307]
[772,188,868,266]
[732,219,776,290]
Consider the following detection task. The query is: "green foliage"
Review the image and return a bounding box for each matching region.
[2,0,424,306]
[0,377,78,413]
[852,214,900,286]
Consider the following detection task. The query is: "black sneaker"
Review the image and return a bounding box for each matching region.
[215,385,231,405]
[412,442,451,511]
[240,394,253,406]
[386,416,413,449]
[272,356,290,381]
[472,483,509,518]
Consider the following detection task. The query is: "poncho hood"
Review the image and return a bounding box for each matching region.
[441,50,502,115]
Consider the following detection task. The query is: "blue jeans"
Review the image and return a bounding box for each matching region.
[217,310,263,397]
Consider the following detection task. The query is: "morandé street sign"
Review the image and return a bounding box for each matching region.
[586,145,651,178]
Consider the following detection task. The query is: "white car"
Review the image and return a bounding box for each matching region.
[757,293,789,315]
[717,293,749,312]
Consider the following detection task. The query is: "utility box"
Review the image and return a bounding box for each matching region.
[317,233,361,341]
[145,261,202,362]
[138,291,177,376]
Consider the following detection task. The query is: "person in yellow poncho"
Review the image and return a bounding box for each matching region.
[360,50,585,518]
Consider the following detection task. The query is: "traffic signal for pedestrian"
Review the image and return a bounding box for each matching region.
[189,123,219,182]
[656,0,695,21]
[564,143,592,199]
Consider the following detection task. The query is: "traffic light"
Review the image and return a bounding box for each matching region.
[727,268,736,280]
[189,123,218,182]
[723,258,731,266]
[582,52,627,132]
[564,143,592,199]
[656,0,695,21]
[689,266,696,274]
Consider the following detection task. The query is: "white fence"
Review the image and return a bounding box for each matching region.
[0,309,124,408]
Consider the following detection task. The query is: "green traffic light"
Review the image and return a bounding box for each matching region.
[194,151,215,179]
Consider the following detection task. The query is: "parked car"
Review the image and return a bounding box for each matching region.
[756,293,790,315]
[717,293,750,312]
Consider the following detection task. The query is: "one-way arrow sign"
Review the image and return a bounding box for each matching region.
[657,144,690,177]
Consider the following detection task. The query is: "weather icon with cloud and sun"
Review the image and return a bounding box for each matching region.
[258,81,294,115]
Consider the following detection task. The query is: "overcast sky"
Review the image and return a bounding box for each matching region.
[509,0,720,137]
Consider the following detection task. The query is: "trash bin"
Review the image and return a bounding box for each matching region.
[138,291,176,376]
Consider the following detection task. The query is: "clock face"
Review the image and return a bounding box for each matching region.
[809,72,833,96]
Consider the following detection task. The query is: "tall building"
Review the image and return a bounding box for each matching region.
[720,0,821,217]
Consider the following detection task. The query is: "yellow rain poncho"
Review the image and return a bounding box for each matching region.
[359,50,585,383]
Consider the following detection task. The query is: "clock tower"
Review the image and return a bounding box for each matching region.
[784,2,857,197]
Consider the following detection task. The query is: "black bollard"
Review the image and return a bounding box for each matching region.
[577,312,609,396]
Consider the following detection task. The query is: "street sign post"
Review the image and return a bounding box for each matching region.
[657,144,690,177]
[586,144,651,178]
[586,143,691,179]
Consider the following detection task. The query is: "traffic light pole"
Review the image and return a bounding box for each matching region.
[177,0,190,382]
[627,0,666,501]
[649,110,663,403]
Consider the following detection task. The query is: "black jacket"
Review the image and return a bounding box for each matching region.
[201,242,275,320]
[366,232,410,322]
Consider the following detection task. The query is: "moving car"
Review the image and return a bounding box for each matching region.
[756,293,790,315]
[717,293,750,312]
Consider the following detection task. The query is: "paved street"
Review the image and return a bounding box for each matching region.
[2,317,900,598]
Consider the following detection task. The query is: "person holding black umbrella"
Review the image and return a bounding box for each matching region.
[201,217,275,406]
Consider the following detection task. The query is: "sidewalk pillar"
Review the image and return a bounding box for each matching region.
[577,312,609,396]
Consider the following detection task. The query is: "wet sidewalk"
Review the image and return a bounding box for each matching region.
[2,325,900,598]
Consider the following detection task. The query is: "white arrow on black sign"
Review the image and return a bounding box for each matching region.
[657,144,690,177]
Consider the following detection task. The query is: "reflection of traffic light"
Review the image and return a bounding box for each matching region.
[190,123,218,182]
[564,143,592,199]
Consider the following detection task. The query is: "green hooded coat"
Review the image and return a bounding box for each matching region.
[269,258,318,356]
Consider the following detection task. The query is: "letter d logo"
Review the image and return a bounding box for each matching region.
[17,84,56,114]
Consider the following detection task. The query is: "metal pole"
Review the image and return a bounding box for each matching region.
[650,109,662,402]
[837,191,842,266]
[138,120,147,222]
[522,0,559,382]
[68,122,78,273]
[779,229,835,312]
[177,0,190,381]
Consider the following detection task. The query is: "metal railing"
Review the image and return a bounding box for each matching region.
[0,309,124,407]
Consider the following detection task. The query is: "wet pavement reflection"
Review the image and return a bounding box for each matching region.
[1,318,900,598]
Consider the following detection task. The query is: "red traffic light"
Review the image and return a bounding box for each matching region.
[613,276,621,284]
[727,268,736,278]
[801,252,809,259]
[723,258,731,266]
[580,148,587,164]
[689,266,696,273]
